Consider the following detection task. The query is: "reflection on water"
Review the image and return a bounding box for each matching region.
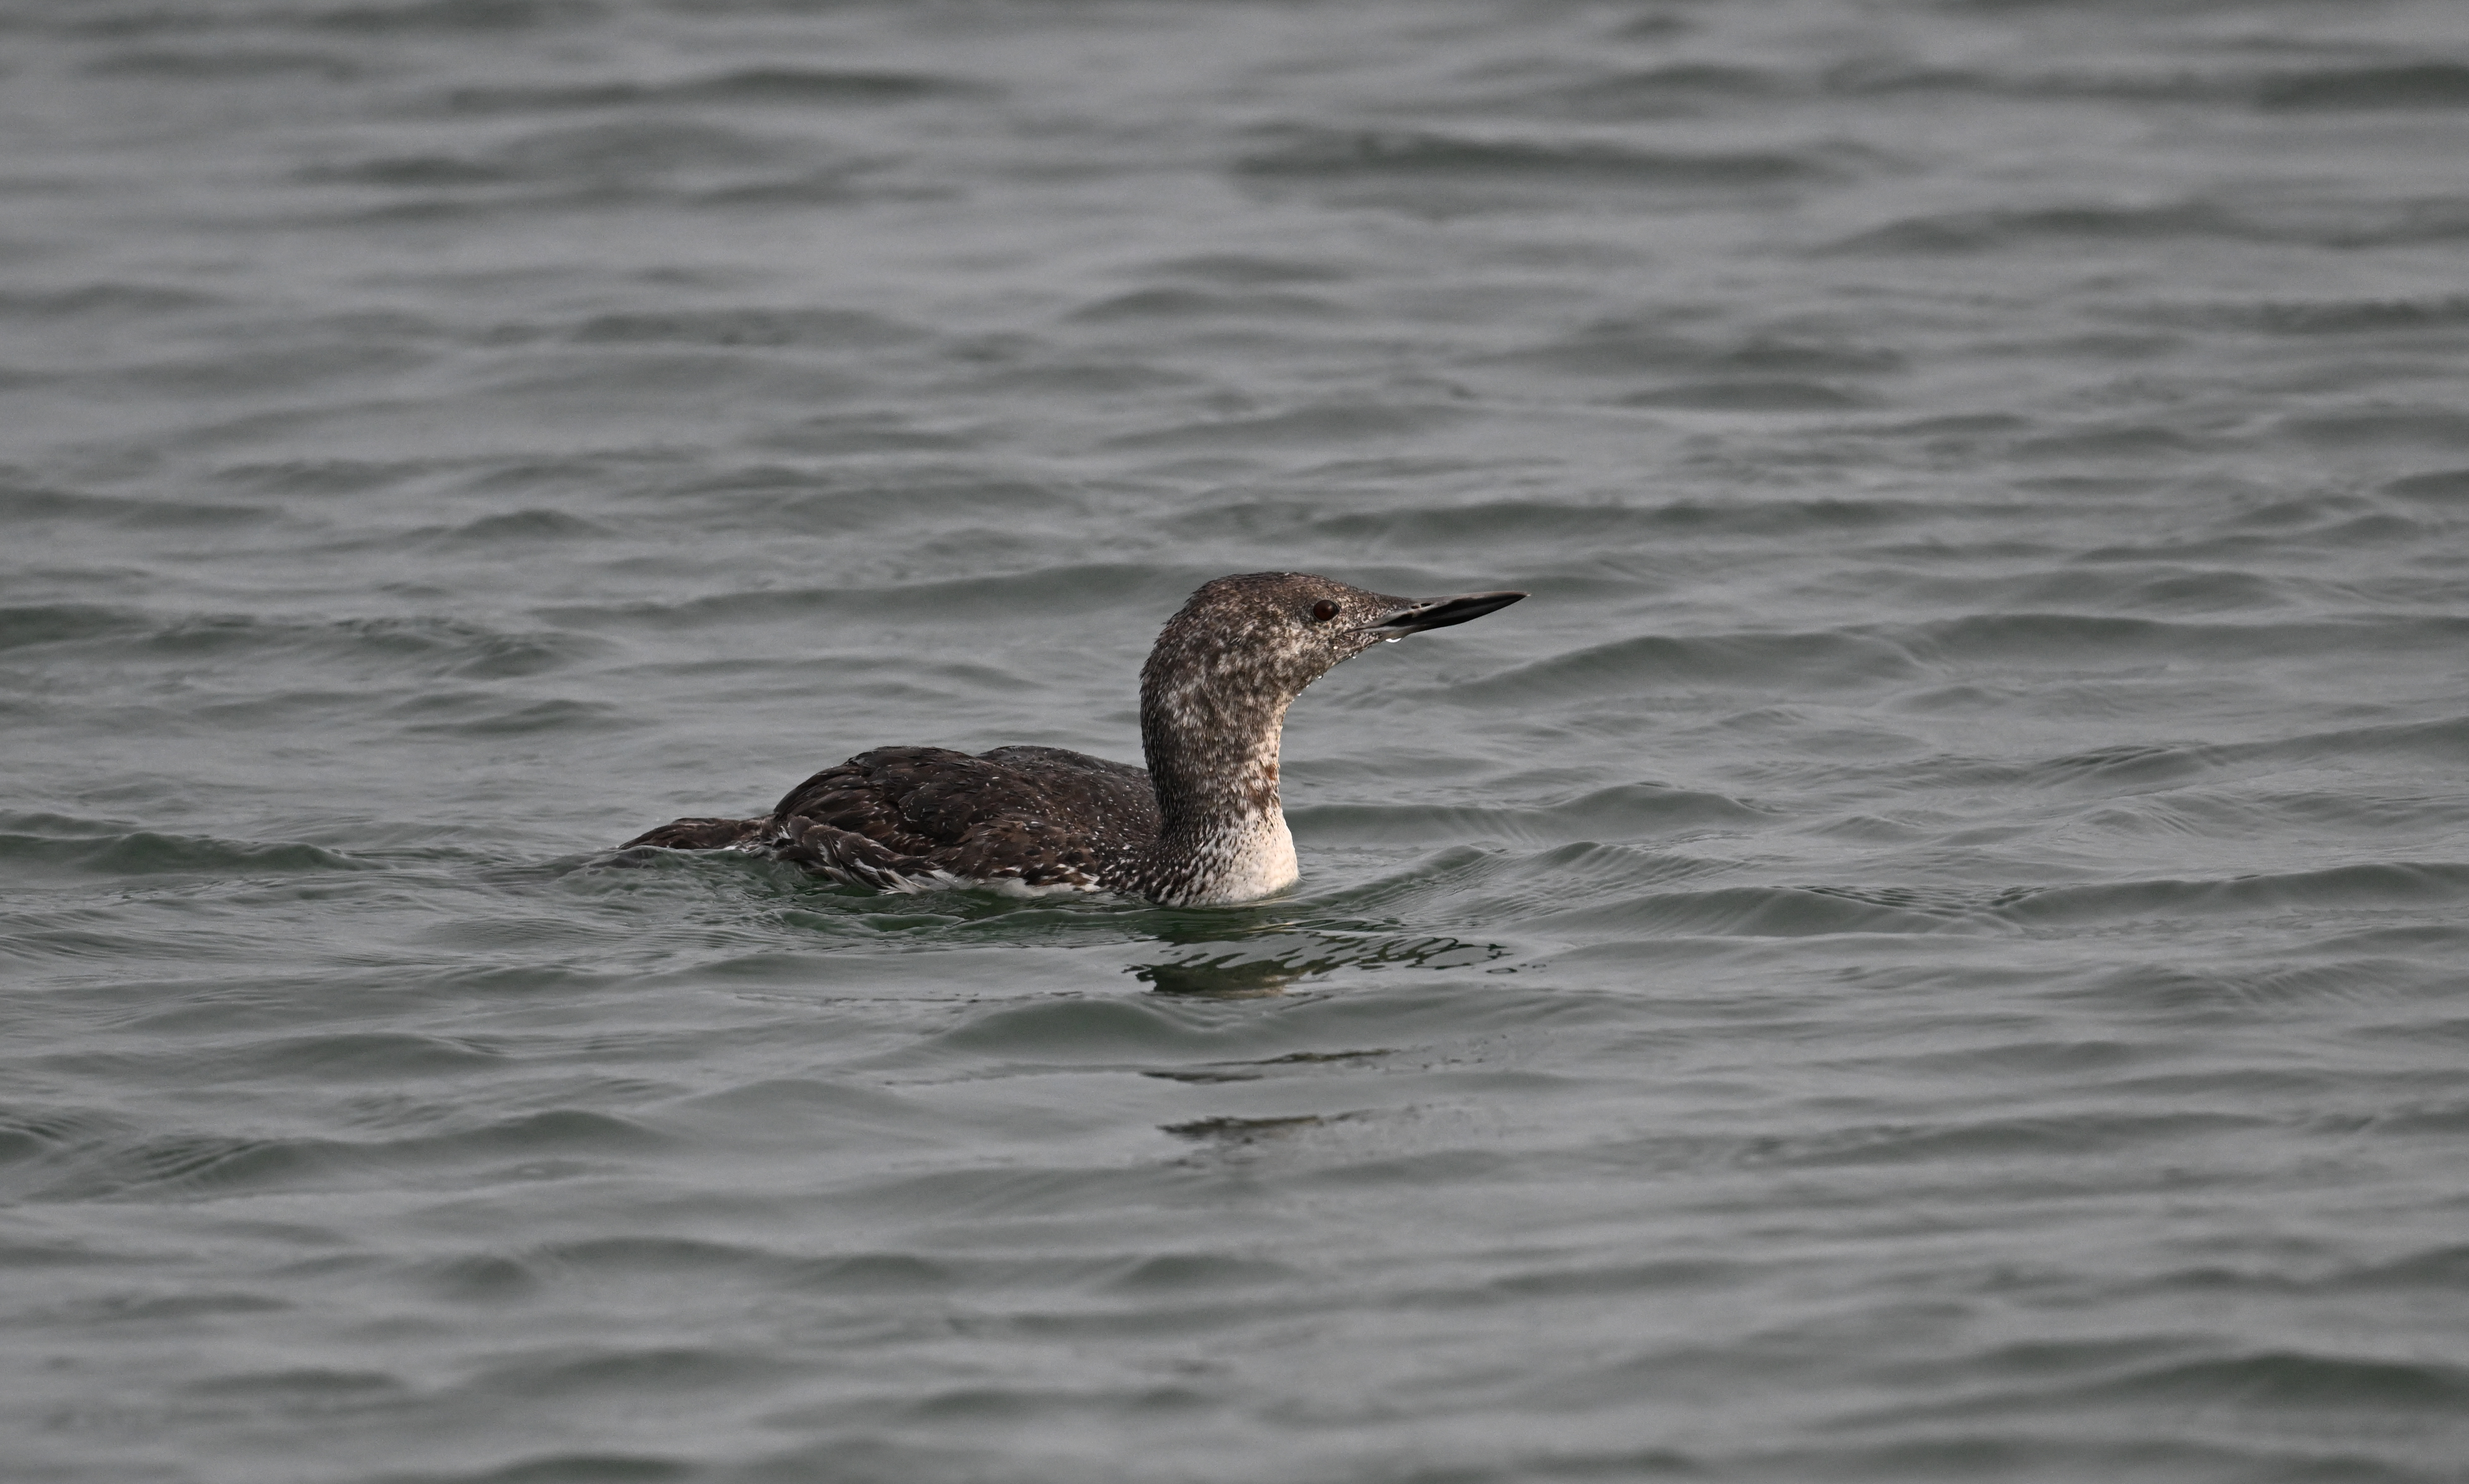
[1129,923,1510,996]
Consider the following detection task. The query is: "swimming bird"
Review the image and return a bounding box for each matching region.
[621,572,1526,905]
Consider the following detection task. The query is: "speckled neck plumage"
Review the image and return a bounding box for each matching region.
[1112,573,1390,906]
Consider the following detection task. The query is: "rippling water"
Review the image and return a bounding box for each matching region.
[7,1,2469,1479]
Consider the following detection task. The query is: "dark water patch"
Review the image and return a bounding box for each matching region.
[213,1031,507,1080]
[0,602,148,650]
[0,282,221,317]
[2257,63,2469,111]
[1131,930,1508,995]
[1506,322,1905,378]
[429,508,611,545]
[24,1108,672,1201]
[1236,128,1836,187]
[1619,379,1877,412]
[311,120,784,197]
[0,1105,134,1169]
[567,307,924,348]
[446,67,972,114]
[513,1236,956,1295]
[1902,611,2469,667]
[1105,400,1469,450]
[1863,1348,2469,1429]
[31,1132,338,1201]
[1143,253,1351,285]
[547,562,1167,629]
[1538,63,1791,117]
[1098,1251,1303,1290]
[0,828,374,878]
[1828,200,2250,254]
[124,613,607,680]
[1532,882,1996,937]
[1163,1111,1357,1142]
[399,696,622,737]
[1479,1256,1745,1301]
[2282,408,2469,450]
[306,0,599,33]
[1181,493,1928,546]
[1292,784,1770,847]
[470,1344,785,1398]
[392,1455,693,1484]
[1068,287,1342,323]
[182,1367,406,1399]
[2339,1244,2469,1290]
[928,996,1221,1060]
[36,1290,291,1325]
[1998,863,2469,928]
[1455,630,1923,703]
[591,465,1069,527]
[310,155,518,188]
[212,458,424,496]
[1142,1049,1392,1084]
[2009,423,2206,460]
[694,169,902,209]
[1746,1110,2256,1169]
[2172,296,2469,336]
[2381,469,2469,503]
[85,47,363,81]
[495,120,778,175]
[753,410,981,455]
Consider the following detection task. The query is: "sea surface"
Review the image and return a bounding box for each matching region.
[6,1,2469,1480]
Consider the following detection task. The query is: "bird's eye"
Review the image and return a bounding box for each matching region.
[1310,599,1341,622]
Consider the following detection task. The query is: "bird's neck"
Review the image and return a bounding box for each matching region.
[1132,667,1301,906]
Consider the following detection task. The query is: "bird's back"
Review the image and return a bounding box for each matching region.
[626,745,1160,894]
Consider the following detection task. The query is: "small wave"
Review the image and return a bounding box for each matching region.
[306,0,594,33]
[29,1108,670,1201]
[2256,63,2469,111]
[2382,469,2469,503]
[85,48,362,81]
[2169,296,2469,336]
[1532,882,2001,937]
[1996,863,2469,927]
[0,283,221,317]
[0,828,373,877]
[1902,611,2469,666]
[1292,784,1770,847]
[1740,1110,2257,1168]
[2280,407,2469,451]
[427,509,611,545]
[1236,128,1836,187]
[566,307,924,348]
[1455,630,1924,703]
[444,67,974,114]
[1828,201,2248,254]
[1281,494,1923,547]
[1502,321,1905,378]
[305,120,790,202]
[1104,401,1469,451]
[1534,63,1789,117]
[549,561,1170,629]
[1619,379,1877,412]
[378,1453,690,1484]
[180,1367,405,1398]
[0,602,147,650]
[1068,287,1344,323]
[116,613,606,680]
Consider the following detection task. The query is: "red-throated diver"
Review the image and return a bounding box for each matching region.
[621,572,1526,906]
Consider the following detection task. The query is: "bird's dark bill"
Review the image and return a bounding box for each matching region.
[1369,590,1527,634]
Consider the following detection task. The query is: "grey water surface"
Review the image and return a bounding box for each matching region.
[7,1,2469,1480]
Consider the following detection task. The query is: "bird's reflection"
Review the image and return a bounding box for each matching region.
[1128,923,1507,997]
